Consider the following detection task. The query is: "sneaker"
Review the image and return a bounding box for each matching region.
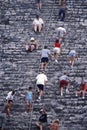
[82,96,85,99]
[38,96,41,100]
[55,60,58,63]
[75,93,78,97]
[61,92,63,96]
[66,89,69,94]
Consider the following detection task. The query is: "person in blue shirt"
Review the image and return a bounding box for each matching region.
[25,87,33,112]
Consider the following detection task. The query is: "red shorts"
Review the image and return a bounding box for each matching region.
[81,84,87,91]
[60,80,69,88]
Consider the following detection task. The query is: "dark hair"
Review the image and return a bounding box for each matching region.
[44,46,47,49]
[64,72,67,75]
[36,15,39,19]
[55,39,59,43]
[29,87,32,90]
[8,100,13,103]
[12,90,15,95]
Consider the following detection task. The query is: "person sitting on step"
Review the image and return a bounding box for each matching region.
[25,37,38,52]
[32,15,44,33]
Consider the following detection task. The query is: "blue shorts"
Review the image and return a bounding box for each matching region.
[41,57,49,63]
[36,0,42,3]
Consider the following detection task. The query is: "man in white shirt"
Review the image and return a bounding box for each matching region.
[36,71,48,100]
[32,15,44,32]
[56,26,66,42]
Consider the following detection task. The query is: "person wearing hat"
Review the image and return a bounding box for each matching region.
[36,109,47,130]
[25,37,38,52]
[32,15,44,32]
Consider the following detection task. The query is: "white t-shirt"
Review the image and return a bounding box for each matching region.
[56,27,66,37]
[60,75,69,81]
[6,91,14,101]
[33,18,44,26]
[36,73,48,85]
[41,49,50,58]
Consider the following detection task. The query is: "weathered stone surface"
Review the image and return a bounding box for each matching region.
[0,0,87,130]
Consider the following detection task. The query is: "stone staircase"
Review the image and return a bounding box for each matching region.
[0,0,87,130]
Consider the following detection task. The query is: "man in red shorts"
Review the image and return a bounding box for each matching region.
[59,72,71,96]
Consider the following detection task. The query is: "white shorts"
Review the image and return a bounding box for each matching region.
[53,47,60,54]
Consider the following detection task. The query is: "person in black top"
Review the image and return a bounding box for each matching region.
[36,109,47,130]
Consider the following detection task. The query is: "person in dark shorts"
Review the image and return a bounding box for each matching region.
[36,71,48,100]
[36,0,42,10]
[40,46,51,71]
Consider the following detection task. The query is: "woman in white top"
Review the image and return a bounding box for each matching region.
[32,15,44,32]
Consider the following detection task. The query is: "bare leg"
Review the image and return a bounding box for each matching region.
[39,3,42,9]
[39,90,43,99]
[26,102,29,112]
[36,122,43,130]
[33,25,37,32]
[38,24,42,32]
[41,63,44,70]
[60,87,63,96]
[82,90,85,99]
[25,45,29,51]
[45,62,48,69]
[75,90,81,96]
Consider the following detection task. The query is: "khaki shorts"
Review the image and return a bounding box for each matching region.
[53,47,60,54]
